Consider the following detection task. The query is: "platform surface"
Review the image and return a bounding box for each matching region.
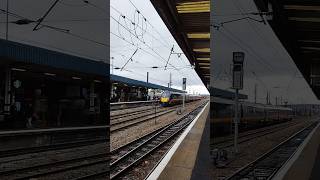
[150,102,212,180]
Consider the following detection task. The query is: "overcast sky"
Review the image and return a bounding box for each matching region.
[212,0,320,104]
[0,0,107,62]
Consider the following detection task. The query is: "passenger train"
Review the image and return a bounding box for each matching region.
[159,91,202,106]
[211,97,293,136]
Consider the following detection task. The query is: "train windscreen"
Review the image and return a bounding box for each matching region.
[161,91,171,98]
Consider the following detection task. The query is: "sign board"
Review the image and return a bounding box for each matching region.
[233,52,245,63]
[233,70,243,89]
[182,78,187,90]
[232,52,244,90]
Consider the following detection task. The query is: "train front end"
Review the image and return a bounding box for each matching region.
[160,91,171,107]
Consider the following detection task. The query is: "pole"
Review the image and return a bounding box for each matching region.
[182,93,185,111]
[154,101,157,124]
[147,72,149,83]
[254,84,257,104]
[169,73,172,88]
[111,58,114,74]
[234,89,239,153]
[6,0,9,40]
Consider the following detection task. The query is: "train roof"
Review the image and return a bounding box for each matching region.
[212,97,292,111]
[0,39,108,77]
[212,88,248,100]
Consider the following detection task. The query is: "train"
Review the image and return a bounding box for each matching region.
[211,97,293,136]
[159,90,202,106]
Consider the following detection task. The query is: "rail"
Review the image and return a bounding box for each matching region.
[111,100,158,111]
[226,121,319,180]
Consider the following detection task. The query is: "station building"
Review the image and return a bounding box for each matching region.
[0,39,108,130]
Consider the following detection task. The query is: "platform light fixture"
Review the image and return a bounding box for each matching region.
[176,1,210,14]
[72,76,81,80]
[197,57,210,61]
[187,33,210,39]
[11,68,27,72]
[44,72,56,76]
[193,48,210,53]
[199,66,210,69]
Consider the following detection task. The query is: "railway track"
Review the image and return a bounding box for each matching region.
[226,121,319,180]
[109,101,208,179]
[111,106,159,120]
[111,106,179,132]
[111,101,199,122]
[0,143,108,180]
[0,138,107,158]
[111,106,174,124]
[212,120,304,149]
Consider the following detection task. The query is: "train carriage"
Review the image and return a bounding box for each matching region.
[211,97,293,136]
[159,90,202,106]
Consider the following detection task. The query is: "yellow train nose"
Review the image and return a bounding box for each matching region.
[161,97,169,102]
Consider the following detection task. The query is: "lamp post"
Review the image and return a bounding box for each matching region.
[232,52,244,154]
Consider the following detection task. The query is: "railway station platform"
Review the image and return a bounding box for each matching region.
[272,119,320,180]
[147,101,212,180]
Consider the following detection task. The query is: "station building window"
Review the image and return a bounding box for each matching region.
[0,67,107,130]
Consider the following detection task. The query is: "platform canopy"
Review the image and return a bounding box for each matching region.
[0,39,108,77]
[151,0,210,86]
[254,0,320,98]
[111,74,186,93]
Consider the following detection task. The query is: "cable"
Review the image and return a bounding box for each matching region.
[215,29,272,94]
[0,32,107,62]
[110,5,172,51]
[111,16,181,72]
[111,31,199,86]
[111,15,199,85]
[82,0,107,14]
[113,62,169,85]
[232,0,296,71]
[0,8,107,47]
[218,26,274,72]
[112,1,200,86]
[127,0,172,48]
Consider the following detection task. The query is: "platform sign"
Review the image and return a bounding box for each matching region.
[231,51,244,154]
[182,78,186,90]
[232,52,244,90]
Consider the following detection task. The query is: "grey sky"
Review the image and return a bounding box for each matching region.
[212,0,320,104]
[0,0,107,62]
